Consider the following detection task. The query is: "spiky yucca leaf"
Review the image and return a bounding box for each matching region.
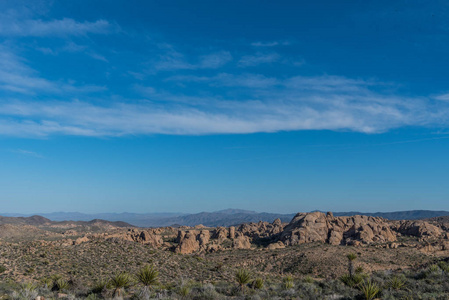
[136,265,159,289]
[359,279,380,300]
[235,269,251,292]
[110,272,132,297]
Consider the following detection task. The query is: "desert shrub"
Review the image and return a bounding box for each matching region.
[282,275,294,289]
[85,293,100,300]
[40,277,53,289]
[304,275,314,283]
[252,278,264,290]
[178,284,191,297]
[438,261,449,273]
[359,280,380,300]
[387,275,406,290]
[91,279,108,294]
[132,287,152,300]
[197,283,222,300]
[296,282,323,299]
[0,265,6,274]
[317,279,358,298]
[54,278,70,291]
[10,283,38,300]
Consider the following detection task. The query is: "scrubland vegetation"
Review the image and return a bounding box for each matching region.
[1,252,449,299]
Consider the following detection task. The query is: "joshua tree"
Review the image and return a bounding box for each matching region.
[110,272,132,297]
[136,265,159,291]
[347,253,357,278]
[235,269,251,293]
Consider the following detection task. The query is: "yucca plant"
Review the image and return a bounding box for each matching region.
[40,277,53,289]
[340,273,365,288]
[347,253,357,278]
[91,278,108,294]
[428,264,440,274]
[252,278,264,290]
[387,275,406,290]
[54,278,70,291]
[235,269,251,293]
[359,279,380,300]
[20,282,37,291]
[282,275,294,289]
[438,261,449,273]
[110,272,132,297]
[178,285,191,298]
[136,265,159,291]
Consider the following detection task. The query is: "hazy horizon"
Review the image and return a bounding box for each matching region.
[3,208,449,216]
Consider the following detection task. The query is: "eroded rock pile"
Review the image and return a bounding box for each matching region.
[45,211,449,255]
[279,212,397,246]
[393,220,444,238]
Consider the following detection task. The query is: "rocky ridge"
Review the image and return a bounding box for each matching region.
[1,212,449,255]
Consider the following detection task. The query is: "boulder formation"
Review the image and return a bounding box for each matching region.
[279,212,396,246]
[175,230,201,254]
[71,211,449,255]
[393,220,444,238]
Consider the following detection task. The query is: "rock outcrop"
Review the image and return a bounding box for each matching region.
[175,230,201,254]
[394,220,444,238]
[279,212,396,246]
[232,235,252,249]
[237,219,285,239]
[68,212,447,255]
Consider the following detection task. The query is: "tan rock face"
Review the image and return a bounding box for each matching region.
[229,226,236,239]
[175,230,200,254]
[266,241,285,250]
[198,230,210,246]
[73,236,89,245]
[237,219,285,239]
[279,212,397,246]
[213,227,229,241]
[395,220,444,238]
[232,235,252,249]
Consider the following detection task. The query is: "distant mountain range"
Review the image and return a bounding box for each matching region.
[0,215,132,227]
[2,209,449,228]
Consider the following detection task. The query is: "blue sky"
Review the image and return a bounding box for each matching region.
[1,0,449,214]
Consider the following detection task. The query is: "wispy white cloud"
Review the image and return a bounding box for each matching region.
[433,93,449,101]
[251,41,279,47]
[251,40,292,47]
[0,16,112,37]
[0,79,446,137]
[154,48,232,71]
[198,51,233,69]
[0,45,106,95]
[166,73,376,91]
[12,149,43,158]
[238,52,280,67]
[36,41,109,62]
[166,73,280,88]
